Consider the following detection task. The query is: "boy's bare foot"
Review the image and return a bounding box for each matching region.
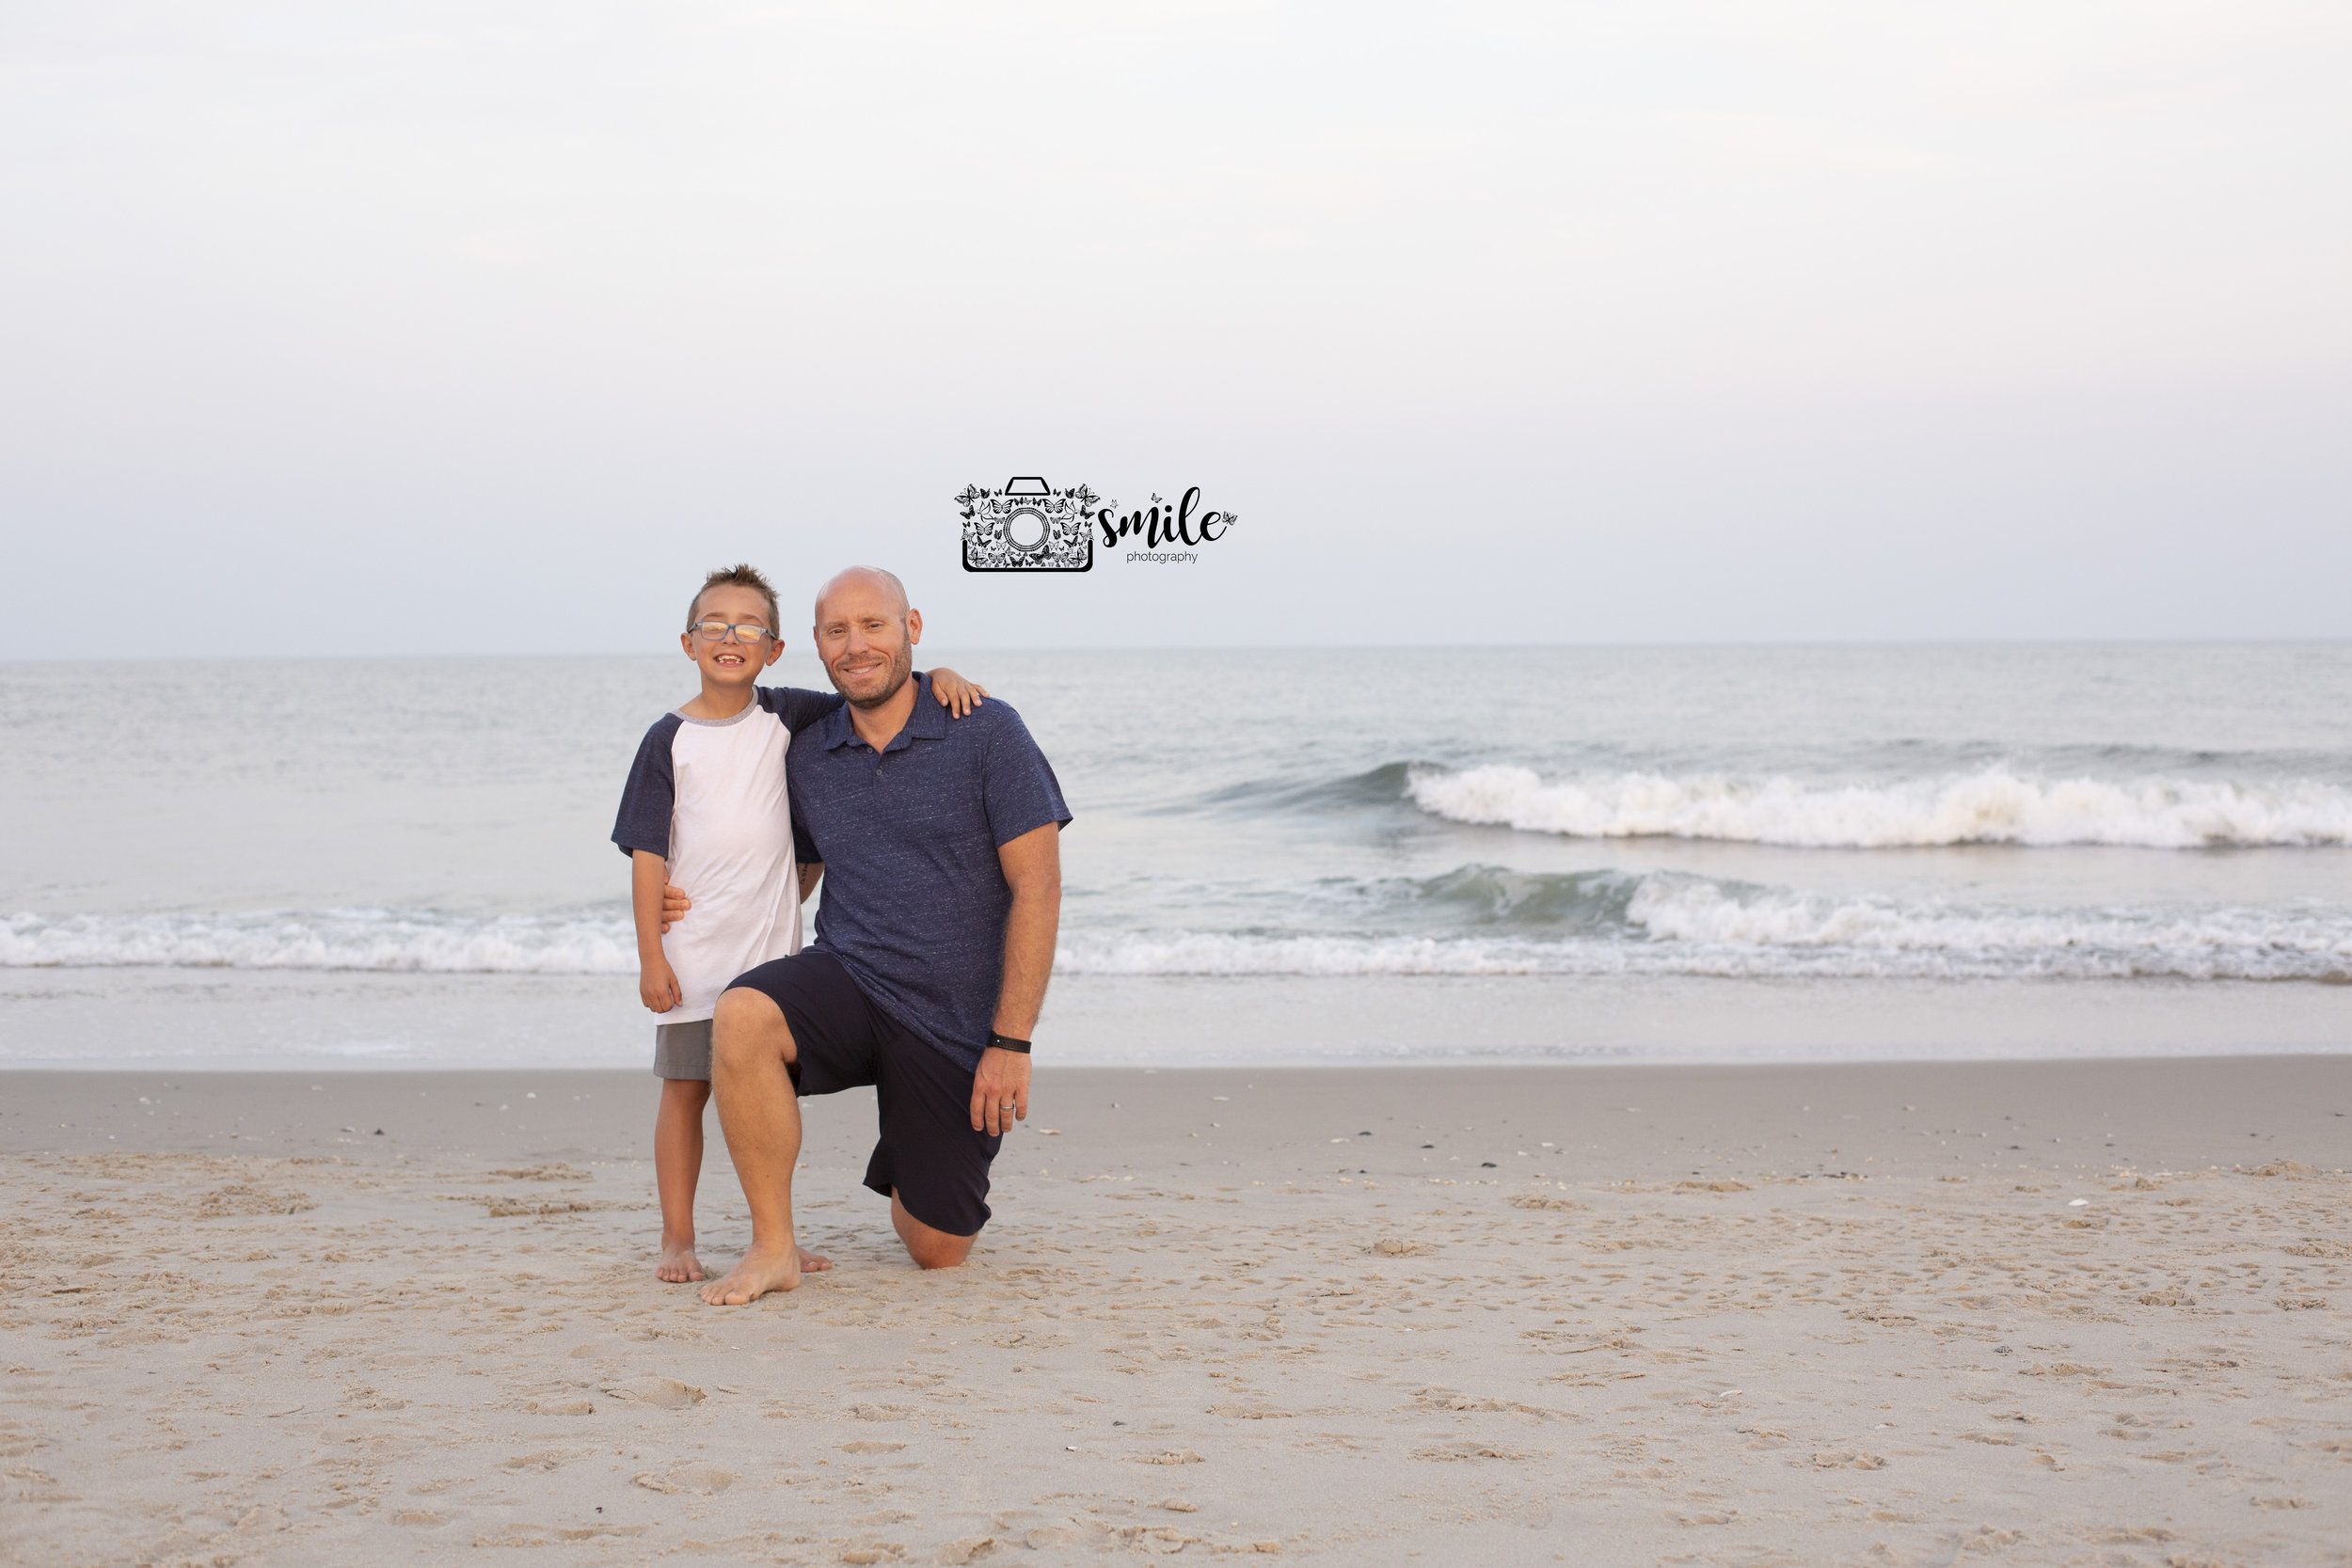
[698,1243,833,1306]
[656,1238,705,1283]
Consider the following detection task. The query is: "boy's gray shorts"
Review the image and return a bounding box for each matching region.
[654,1019,713,1081]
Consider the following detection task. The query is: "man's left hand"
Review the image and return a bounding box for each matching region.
[971,1046,1031,1136]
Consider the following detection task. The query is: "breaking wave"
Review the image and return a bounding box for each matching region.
[0,908,639,975]
[1404,766,2352,848]
[1057,881,2352,983]
[9,869,2350,984]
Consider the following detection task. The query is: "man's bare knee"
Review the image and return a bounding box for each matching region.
[906,1232,974,1270]
[710,988,791,1071]
[891,1196,975,1269]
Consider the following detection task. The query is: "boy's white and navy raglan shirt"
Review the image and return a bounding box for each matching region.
[611,686,847,1023]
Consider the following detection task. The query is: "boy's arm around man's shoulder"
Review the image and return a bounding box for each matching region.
[758,670,989,729]
[925,668,988,717]
[758,686,846,732]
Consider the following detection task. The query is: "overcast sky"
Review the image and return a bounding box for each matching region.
[4,0,2347,657]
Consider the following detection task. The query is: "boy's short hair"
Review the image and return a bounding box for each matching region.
[689,563,781,634]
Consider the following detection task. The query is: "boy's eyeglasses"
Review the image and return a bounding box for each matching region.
[691,620,774,644]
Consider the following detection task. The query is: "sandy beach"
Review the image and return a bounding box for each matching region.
[3,1056,2347,1566]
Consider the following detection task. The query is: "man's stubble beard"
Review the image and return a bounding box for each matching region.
[830,641,914,710]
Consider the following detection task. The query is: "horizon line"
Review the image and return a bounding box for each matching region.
[5,635,2352,666]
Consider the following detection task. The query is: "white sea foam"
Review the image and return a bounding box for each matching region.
[1616,878,2352,981]
[1404,765,2352,848]
[0,909,639,975]
[1056,883,2352,982]
[8,882,2351,984]
[1057,930,1577,977]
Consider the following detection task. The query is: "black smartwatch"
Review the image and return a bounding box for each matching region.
[988,1032,1032,1055]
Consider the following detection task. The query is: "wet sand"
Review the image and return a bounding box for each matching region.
[2,1057,2347,1565]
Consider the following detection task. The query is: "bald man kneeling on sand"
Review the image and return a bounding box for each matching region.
[660,566,1070,1304]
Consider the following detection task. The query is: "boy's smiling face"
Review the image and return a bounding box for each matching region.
[681,582,785,689]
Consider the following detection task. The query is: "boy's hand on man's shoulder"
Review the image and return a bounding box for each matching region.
[928,667,988,719]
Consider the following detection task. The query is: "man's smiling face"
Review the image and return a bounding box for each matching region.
[813,569,922,709]
[680,582,784,689]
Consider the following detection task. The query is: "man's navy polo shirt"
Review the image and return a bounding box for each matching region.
[787,673,1072,1072]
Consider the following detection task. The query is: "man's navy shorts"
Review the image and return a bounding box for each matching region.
[725,950,999,1237]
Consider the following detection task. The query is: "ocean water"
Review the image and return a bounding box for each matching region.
[5,645,2351,1068]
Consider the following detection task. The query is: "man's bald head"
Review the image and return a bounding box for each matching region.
[814,566,909,625]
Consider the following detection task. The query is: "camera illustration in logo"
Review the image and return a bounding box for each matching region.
[956,477,1103,573]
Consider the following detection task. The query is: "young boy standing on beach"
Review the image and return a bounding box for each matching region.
[610,563,988,1283]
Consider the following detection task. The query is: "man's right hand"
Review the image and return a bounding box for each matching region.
[660,882,692,933]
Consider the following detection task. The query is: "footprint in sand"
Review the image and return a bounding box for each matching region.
[633,1463,736,1494]
[601,1376,704,1408]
